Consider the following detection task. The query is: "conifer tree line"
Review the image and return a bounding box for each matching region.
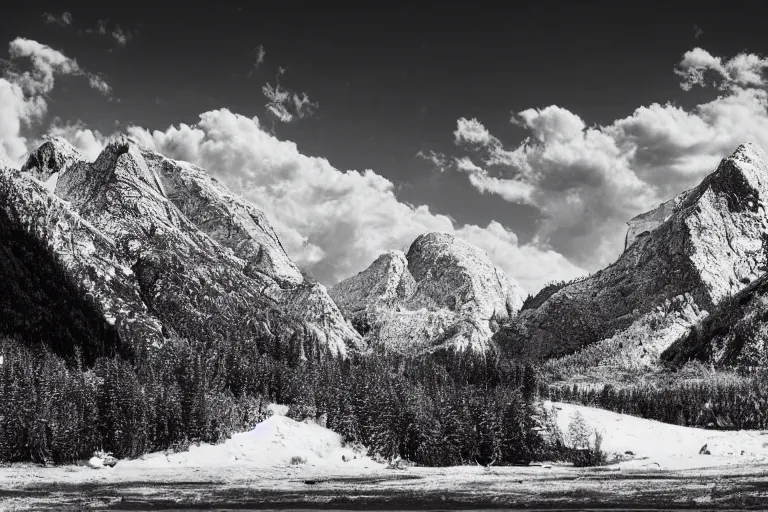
[549,371,768,430]
[0,324,569,466]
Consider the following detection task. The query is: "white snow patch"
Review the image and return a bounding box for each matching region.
[42,172,59,194]
[548,401,768,470]
[267,403,290,416]
[117,414,380,470]
[87,457,104,469]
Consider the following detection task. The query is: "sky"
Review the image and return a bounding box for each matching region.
[2,2,768,294]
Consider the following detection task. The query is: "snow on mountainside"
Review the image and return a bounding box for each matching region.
[0,136,362,355]
[497,143,768,365]
[0,164,166,353]
[330,232,525,352]
[21,136,86,185]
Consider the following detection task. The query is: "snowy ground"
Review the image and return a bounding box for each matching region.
[549,401,768,470]
[3,403,768,509]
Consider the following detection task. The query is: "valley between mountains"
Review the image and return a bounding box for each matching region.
[4,137,768,509]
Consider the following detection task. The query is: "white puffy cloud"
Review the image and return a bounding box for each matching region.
[0,79,45,164]
[7,38,111,97]
[675,47,768,91]
[444,48,768,271]
[120,108,584,293]
[47,120,111,161]
[7,38,81,95]
[455,157,536,204]
[0,38,110,165]
[454,117,495,146]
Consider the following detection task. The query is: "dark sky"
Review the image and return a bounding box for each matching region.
[2,1,768,243]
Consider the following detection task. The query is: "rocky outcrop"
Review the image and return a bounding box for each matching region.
[330,250,416,330]
[20,136,86,193]
[662,274,768,368]
[496,143,768,362]
[625,189,691,250]
[330,232,526,352]
[21,136,87,181]
[0,164,165,358]
[138,150,303,287]
[0,137,363,357]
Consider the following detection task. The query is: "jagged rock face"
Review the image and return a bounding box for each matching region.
[544,293,707,381]
[330,232,526,352]
[138,151,303,287]
[662,275,768,368]
[406,233,525,316]
[329,250,416,327]
[497,143,768,362]
[20,137,86,192]
[0,137,362,356]
[625,189,691,250]
[0,165,165,357]
[283,283,363,351]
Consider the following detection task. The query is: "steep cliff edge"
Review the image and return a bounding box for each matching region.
[496,143,768,363]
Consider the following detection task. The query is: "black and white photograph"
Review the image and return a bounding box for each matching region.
[3,2,768,510]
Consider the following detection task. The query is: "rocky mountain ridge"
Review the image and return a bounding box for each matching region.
[3,136,362,357]
[329,232,525,352]
[496,143,768,366]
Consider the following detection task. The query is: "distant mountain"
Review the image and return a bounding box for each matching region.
[329,232,525,353]
[496,143,768,368]
[1,136,362,359]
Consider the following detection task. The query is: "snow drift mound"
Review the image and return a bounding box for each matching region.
[117,414,379,470]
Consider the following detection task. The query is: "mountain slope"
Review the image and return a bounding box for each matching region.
[0,163,164,359]
[2,137,362,357]
[496,143,768,363]
[330,232,525,352]
[661,273,768,368]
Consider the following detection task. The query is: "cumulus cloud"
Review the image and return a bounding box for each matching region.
[7,38,81,94]
[455,157,536,204]
[0,79,44,164]
[438,47,768,271]
[7,38,111,97]
[117,108,584,293]
[675,47,768,91]
[0,38,110,165]
[42,12,73,26]
[47,120,111,161]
